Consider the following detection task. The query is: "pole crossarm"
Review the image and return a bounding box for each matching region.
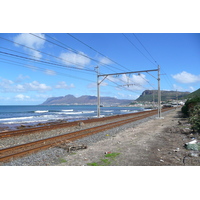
[96,66,161,119]
[98,69,158,77]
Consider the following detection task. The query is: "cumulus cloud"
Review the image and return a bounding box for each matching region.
[13,33,45,59]
[107,74,147,91]
[98,57,113,65]
[55,81,75,89]
[15,94,30,100]
[172,71,200,84]
[59,51,90,67]
[15,74,30,83]
[0,78,52,93]
[45,69,56,76]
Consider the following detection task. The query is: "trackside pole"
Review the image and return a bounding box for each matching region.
[96,66,100,118]
[157,65,162,119]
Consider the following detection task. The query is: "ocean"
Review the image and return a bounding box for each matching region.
[0,105,144,130]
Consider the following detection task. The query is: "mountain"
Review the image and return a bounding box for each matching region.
[41,95,133,105]
[183,88,200,99]
[136,90,190,102]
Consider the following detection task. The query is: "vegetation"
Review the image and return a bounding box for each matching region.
[189,105,200,133]
[184,88,200,99]
[135,90,189,102]
[181,96,200,116]
[181,95,200,133]
[87,152,120,166]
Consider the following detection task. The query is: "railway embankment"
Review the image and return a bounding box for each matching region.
[58,108,199,166]
[1,108,198,166]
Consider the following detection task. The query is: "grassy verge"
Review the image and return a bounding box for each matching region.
[87,152,120,166]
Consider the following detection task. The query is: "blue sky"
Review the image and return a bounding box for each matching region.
[0,33,199,105]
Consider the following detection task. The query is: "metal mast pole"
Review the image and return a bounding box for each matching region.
[96,66,100,118]
[158,65,161,118]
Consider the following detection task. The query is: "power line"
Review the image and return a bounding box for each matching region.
[30,33,126,72]
[0,36,94,71]
[67,33,131,71]
[0,50,95,74]
[0,57,95,83]
[132,33,158,65]
[122,33,156,66]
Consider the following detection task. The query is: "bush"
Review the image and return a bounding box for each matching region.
[189,105,200,133]
[181,96,200,116]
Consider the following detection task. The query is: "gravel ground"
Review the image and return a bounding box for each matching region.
[1,110,173,166]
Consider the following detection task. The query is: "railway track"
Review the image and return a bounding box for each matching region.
[0,108,174,163]
[0,109,158,139]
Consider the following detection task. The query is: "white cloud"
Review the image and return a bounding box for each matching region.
[172,71,200,84]
[13,33,45,59]
[107,74,147,91]
[59,51,90,67]
[87,81,108,88]
[15,94,30,100]
[173,84,195,92]
[0,78,52,93]
[15,74,30,83]
[26,81,52,92]
[45,69,56,76]
[55,81,75,89]
[98,57,113,65]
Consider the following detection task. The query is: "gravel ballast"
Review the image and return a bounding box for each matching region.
[1,110,174,166]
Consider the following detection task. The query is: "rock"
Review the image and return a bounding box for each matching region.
[78,122,85,126]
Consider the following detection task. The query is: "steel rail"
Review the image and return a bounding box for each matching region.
[0,109,160,139]
[0,108,174,163]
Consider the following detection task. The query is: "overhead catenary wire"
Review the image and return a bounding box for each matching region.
[132,34,158,66]
[67,33,131,71]
[122,33,157,66]
[0,36,94,72]
[131,34,175,91]
[0,50,96,74]
[0,57,95,83]
[30,33,126,72]
[28,34,139,87]
[0,33,163,99]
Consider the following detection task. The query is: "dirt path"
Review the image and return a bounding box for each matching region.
[57,108,200,166]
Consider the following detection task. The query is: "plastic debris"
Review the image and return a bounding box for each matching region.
[184,140,200,151]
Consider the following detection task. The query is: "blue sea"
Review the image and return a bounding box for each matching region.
[0,105,144,129]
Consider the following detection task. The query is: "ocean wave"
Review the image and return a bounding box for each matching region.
[104,110,113,113]
[120,110,130,112]
[0,116,34,122]
[61,109,73,112]
[34,110,49,113]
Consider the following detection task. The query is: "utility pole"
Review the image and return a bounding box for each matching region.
[157,65,161,118]
[95,66,100,118]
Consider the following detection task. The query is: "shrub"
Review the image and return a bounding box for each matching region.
[189,105,200,133]
[182,96,200,116]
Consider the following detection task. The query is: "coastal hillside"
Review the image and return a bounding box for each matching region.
[41,94,133,105]
[183,88,200,99]
[136,90,190,102]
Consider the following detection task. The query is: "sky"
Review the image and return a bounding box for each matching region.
[0,33,199,105]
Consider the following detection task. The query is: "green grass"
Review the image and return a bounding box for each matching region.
[105,152,120,158]
[87,162,98,166]
[59,158,67,163]
[87,152,121,166]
